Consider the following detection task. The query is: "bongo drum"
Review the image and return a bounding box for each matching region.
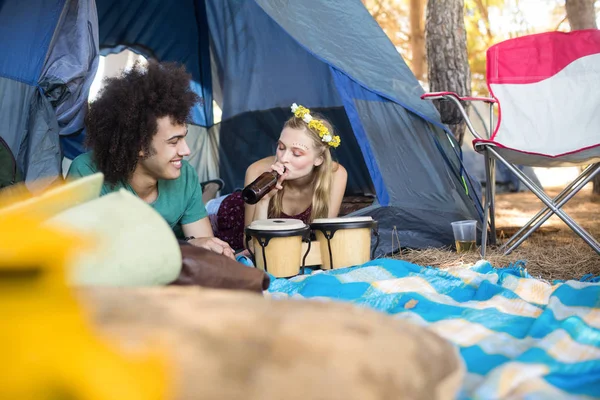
[310,216,379,270]
[245,219,311,278]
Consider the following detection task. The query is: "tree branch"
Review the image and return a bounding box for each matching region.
[473,0,494,42]
[555,14,568,30]
[371,0,385,19]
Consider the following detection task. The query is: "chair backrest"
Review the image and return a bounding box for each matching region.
[487,30,600,157]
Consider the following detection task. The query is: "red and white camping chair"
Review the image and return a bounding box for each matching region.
[422,30,600,257]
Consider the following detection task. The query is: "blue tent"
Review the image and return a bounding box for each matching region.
[0,0,483,254]
[0,0,98,188]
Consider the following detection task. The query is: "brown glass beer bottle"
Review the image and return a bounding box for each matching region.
[241,169,284,204]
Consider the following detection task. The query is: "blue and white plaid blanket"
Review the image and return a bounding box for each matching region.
[268,259,600,399]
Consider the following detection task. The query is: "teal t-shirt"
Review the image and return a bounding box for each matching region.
[67,152,207,238]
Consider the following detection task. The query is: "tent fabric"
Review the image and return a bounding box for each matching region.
[23,88,63,186]
[3,0,483,250]
[0,79,35,159]
[0,77,62,187]
[42,0,99,137]
[0,0,66,85]
[347,97,475,213]
[361,205,479,253]
[207,0,481,249]
[331,70,389,205]
[45,0,99,158]
[254,0,442,125]
[203,0,479,231]
[0,0,66,186]
[96,0,213,127]
[185,124,220,183]
[0,136,22,188]
[206,0,343,120]
[0,0,98,187]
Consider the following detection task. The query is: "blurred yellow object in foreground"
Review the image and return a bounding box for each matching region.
[0,173,104,221]
[0,178,168,400]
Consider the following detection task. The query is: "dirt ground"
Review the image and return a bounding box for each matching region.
[402,186,600,282]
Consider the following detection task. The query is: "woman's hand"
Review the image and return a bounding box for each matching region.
[270,161,287,179]
[188,237,235,260]
[258,162,288,203]
[243,157,288,228]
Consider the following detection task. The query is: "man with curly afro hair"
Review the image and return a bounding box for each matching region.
[67,60,234,259]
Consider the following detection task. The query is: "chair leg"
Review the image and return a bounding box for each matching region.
[487,149,600,255]
[480,193,489,258]
[488,156,497,246]
[480,150,493,258]
[501,163,599,250]
[503,163,600,255]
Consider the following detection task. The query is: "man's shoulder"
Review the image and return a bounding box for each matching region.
[180,159,196,174]
[68,152,98,177]
[180,160,200,183]
[161,160,199,192]
[72,151,93,162]
[157,160,201,214]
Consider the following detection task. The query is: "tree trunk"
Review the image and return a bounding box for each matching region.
[566,0,598,30]
[410,0,426,81]
[426,0,471,145]
[565,0,599,194]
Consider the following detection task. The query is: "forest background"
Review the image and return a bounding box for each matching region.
[362,0,598,94]
[361,0,599,192]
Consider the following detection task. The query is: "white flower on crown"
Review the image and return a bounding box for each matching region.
[322,134,332,143]
[303,114,313,123]
[291,103,299,112]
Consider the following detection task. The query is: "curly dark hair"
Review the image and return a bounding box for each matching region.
[85,60,200,184]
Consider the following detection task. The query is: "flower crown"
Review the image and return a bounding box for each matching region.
[290,103,341,148]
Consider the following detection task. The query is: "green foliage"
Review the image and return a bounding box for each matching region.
[465,0,505,95]
[363,0,599,94]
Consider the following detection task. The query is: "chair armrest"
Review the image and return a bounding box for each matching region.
[421,92,497,104]
[461,96,497,104]
[420,92,491,141]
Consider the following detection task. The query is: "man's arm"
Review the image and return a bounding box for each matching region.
[178,162,234,259]
[182,217,235,259]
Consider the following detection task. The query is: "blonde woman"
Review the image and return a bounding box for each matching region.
[214,104,348,250]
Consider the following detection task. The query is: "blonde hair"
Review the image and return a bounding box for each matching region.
[269,114,337,221]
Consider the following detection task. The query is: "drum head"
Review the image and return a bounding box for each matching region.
[311,216,375,230]
[245,218,309,238]
[248,218,307,231]
[311,216,373,224]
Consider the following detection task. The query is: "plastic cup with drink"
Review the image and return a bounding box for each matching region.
[450,220,477,253]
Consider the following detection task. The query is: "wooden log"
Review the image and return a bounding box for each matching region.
[79,287,464,400]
